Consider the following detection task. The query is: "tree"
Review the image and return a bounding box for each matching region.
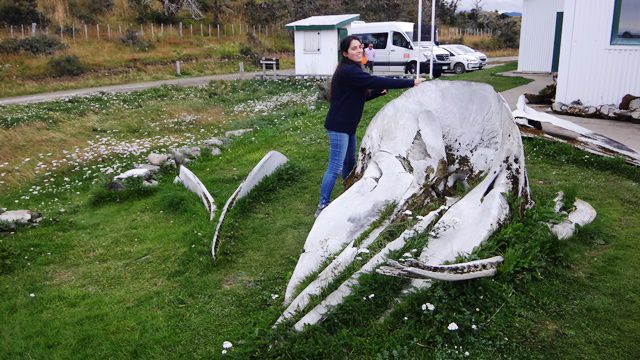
[0,0,49,26]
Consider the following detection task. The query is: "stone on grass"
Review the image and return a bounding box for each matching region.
[114,168,151,181]
[142,180,159,187]
[224,128,253,138]
[619,94,639,110]
[203,137,226,147]
[106,181,126,191]
[135,164,161,173]
[148,152,169,166]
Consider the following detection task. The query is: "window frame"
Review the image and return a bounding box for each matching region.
[611,0,640,46]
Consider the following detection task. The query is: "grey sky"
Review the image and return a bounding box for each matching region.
[456,0,522,13]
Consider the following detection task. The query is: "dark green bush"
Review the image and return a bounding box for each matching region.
[68,0,114,24]
[0,0,49,26]
[48,55,86,77]
[0,35,65,55]
[120,28,152,51]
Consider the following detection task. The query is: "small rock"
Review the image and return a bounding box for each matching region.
[148,153,169,166]
[598,104,619,119]
[631,110,640,122]
[135,164,161,173]
[225,128,253,137]
[583,106,597,116]
[106,181,126,191]
[569,99,583,106]
[619,94,640,110]
[551,102,565,113]
[630,98,640,112]
[114,168,151,181]
[202,137,225,147]
[142,180,159,187]
[172,152,189,166]
[204,146,222,156]
[0,210,33,224]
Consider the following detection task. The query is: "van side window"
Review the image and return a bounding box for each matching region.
[356,33,388,49]
[392,32,412,49]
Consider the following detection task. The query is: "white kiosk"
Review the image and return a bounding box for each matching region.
[285,14,360,76]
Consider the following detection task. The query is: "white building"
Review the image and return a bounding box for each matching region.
[519,0,640,106]
[285,14,360,75]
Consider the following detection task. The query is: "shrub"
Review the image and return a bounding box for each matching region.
[0,35,65,55]
[0,0,49,26]
[120,28,152,51]
[68,0,114,24]
[48,55,86,77]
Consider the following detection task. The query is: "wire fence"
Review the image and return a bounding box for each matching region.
[0,22,288,42]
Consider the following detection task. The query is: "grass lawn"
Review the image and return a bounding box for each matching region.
[0,33,294,98]
[1,63,638,359]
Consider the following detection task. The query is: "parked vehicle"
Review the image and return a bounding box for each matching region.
[441,44,481,74]
[347,21,451,77]
[447,44,488,69]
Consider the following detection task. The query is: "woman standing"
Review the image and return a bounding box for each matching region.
[316,35,423,217]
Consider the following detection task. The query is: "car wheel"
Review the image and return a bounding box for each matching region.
[406,62,417,75]
[453,63,466,74]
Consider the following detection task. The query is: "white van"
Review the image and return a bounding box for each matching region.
[346,21,451,77]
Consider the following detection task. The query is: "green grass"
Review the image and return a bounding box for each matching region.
[1,64,639,359]
[443,61,533,92]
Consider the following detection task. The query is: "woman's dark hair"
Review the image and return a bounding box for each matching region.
[329,35,362,101]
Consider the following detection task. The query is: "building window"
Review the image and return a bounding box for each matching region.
[303,31,320,53]
[611,0,640,45]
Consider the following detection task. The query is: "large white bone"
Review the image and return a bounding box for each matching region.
[281,81,531,330]
[512,96,640,166]
[211,150,288,261]
[174,166,216,220]
[285,81,528,304]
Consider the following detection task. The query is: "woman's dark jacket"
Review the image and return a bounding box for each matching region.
[324,60,414,134]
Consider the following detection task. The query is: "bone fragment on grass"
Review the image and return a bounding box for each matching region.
[512,95,640,166]
[377,256,504,281]
[173,165,216,221]
[546,192,597,240]
[211,150,288,261]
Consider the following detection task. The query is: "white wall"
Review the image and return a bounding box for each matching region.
[557,0,640,106]
[517,0,564,72]
[294,29,339,75]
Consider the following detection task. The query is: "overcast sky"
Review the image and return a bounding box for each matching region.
[457,0,522,13]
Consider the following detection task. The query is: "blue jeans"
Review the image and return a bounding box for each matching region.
[319,130,357,208]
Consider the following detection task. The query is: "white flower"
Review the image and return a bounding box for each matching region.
[422,303,435,311]
[465,351,470,356]
[403,210,413,216]
[368,293,375,299]
[222,341,233,349]
[29,293,35,297]
[447,322,458,331]
[271,294,279,300]
[403,317,408,321]
[471,324,477,330]
[475,307,480,312]
[357,248,370,254]
[222,350,227,355]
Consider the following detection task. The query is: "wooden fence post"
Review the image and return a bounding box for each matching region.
[200,23,203,37]
[21,24,25,37]
[84,23,88,40]
[31,23,36,36]
[97,24,100,40]
[170,23,173,36]
[72,23,76,43]
[140,24,144,36]
[161,23,164,36]
[60,24,64,42]
[179,22,183,38]
[108,24,111,39]
[232,24,234,36]
[208,24,211,37]
[189,24,192,37]
[118,24,122,35]
[224,24,227,36]
[217,24,220,39]
[151,23,155,37]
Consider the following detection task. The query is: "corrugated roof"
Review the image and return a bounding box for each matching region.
[285,14,360,30]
